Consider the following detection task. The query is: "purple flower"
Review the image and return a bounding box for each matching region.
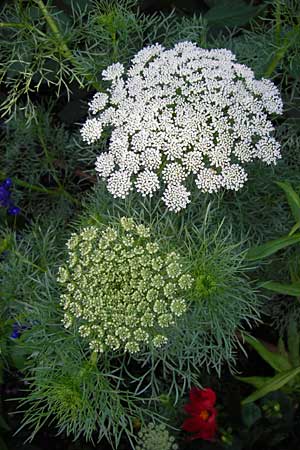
[0,185,11,207]
[10,322,27,339]
[0,178,20,215]
[7,206,20,216]
[11,329,21,339]
[2,178,12,189]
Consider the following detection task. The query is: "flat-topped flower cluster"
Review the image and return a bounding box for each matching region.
[81,41,283,212]
[137,423,178,450]
[58,218,193,353]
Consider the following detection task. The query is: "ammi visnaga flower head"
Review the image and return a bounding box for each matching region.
[81,41,283,212]
[58,218,193,353]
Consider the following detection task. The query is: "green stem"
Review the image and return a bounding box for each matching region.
[14,251,47,272]
[33,0,102,91]
[275,0,281,45]
[90,351,98,366]
[111,31,118,62]
[0,22,27,29]
[13,178,55,194]
[36,124,78,205]
[33,0,72,60]
[0,172,56,195]
[0,171,78,204]
[264,25,300,78]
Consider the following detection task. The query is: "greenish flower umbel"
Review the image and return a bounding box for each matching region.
[58,218,193,353]
[136,423,178,450]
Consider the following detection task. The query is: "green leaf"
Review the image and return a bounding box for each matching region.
[0,416,10,432]
[0,361,3,384]
[0,237,10,255]
[242,366,300,405]
[204,0,261,27]
[244,335,292,372]
[289,221,300,236]
[278,337,289,360]
[246,234,300,261]
[236,375,272,389]
[260,281,300,297]
[288,319,300,368]
[276,181,300,223]
[289,56,300,79]
[10,345,27,371]
[242,403,262,428]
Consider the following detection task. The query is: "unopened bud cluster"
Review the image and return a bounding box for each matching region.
[58,218,193,353]
[81,41,283,212]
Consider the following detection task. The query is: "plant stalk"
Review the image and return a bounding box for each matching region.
[33,0,102,91]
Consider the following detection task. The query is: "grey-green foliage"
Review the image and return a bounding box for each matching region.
[2,107,71,180]
[0,105,99,215]
[72,188,261,382]
[19,343,156,446]
[0,220,161,447]
[0,0,174,123]
[1,0,299,125]
[0,0,211,124]
[210,0,300,95]
[0,195,261,445]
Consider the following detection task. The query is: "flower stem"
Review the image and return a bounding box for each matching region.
[0,171,77,204]
[0,22,27,29]
[36,123,79,205]
[32,0,102,91]
[264,25,300,78]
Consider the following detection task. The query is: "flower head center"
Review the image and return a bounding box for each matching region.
[199,409,209,421]
[195,274,217,297]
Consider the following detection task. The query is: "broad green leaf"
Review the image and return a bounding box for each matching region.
[242,366,300,404]
[244,335,292,372]
[261,281,300,297]
[242,403,262,428]
[276,181,300,223]
[247,234,300,261]
[204,0,261,27]
[236,375,272,389]
[278,337,289,360]
[289,221,300,236]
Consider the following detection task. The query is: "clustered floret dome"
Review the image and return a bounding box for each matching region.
[81,41,283,212]
[57,218,193,353]
[136,423,178,450]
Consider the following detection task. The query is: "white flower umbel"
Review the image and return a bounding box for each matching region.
[81,41,283,211]
[58,218,193,354]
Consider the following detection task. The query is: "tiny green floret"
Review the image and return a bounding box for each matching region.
[58,218,192,353]
[195,274,218,297]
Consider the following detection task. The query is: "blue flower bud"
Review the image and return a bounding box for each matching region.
[7,205,20,216]
[3,178,12,189]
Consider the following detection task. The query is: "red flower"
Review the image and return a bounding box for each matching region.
[182,387,217,441]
